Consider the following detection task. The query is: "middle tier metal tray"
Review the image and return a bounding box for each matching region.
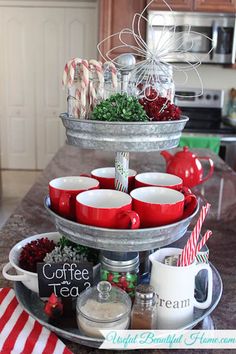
[45,196,199,252]
[60,113,189,152]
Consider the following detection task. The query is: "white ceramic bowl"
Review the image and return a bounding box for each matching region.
[2,232,100,293]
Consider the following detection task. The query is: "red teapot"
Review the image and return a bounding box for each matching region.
[161,146,214,188]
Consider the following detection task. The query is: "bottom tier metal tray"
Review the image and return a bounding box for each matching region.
[14,263,222,349]
[45,196,199,251]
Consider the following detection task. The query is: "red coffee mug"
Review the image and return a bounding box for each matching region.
[49,176,99,220]
[76,189,140,229]
[82,167,137,191]
[135,172,183,191]
[130,186,197,228]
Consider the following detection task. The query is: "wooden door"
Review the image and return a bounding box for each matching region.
[1,7,36,169]
[99,0,146,60]
[0,2,98,170]
[34,8,65,170]
[194,0,236,12]
[147,0,193,11]
[36,5,98,169]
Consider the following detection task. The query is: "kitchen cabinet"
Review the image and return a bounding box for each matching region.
[99,0,236,61]
[0,1,97,169]
[194,0,236,12]
[147,0,236,12]
[99,0,146,59]
[147,0,193,11]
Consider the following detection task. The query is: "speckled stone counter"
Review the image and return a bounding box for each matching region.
[0,145,236,354]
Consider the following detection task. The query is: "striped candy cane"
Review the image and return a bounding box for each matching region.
[89,59,104,85]
[62,58,82,87]
[62,58,73,86]
[178,203,211,267]
[80,60,89,118]
[196,230,213,254]
[63,58,83,118]
[89,59,104,109]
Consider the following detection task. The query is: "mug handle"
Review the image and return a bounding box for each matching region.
[181,187,198,218]
[2,262,28,281]
[198,157,214,184]
[117,210,140,229]
[80,173,91,177]
[193,262,213,309]
[59,192,71,218]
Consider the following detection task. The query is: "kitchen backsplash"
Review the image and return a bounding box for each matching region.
[174,65,236,116]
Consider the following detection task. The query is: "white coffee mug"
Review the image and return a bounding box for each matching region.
[149,247,213,329]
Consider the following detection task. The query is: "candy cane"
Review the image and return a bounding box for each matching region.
[63,58,82,117]
[62,58,73,87]
[196,230,213,254]
[62,58,82,87]
[89,59,104,109]
[75,88,81,117]
[89,80,96,112]
[89,59,104,85]
[178,203,211,267]
[80,60,89,118]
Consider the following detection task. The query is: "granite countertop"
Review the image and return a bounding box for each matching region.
[0,145,235,354]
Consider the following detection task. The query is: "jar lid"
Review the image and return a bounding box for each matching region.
[135,284,155,300]
[139,63,173,84]
[76,281,132,323]
[143,63,173,75]
[101,251,139,272]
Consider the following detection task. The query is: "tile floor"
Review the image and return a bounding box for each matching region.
[0,170,41,228]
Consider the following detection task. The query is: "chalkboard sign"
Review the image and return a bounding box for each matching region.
[37,262,93,298]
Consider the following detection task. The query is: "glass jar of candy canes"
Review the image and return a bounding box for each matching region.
[100,251,139,298]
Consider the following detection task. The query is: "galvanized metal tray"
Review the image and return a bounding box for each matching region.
[14,262,223,349]
[44,196,199,252]
[60,113,189,152]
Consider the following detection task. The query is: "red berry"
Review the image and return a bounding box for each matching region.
[139,94,181,121]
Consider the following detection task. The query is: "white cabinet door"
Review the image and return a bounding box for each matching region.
[0,2,98,170]
[1,8,36,169]
[34,7,66,170]
[36,5,98,169]
[65,6,98,60]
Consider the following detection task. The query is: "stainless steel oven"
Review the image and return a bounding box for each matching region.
[147,11,236,64]
[174,88,236,170]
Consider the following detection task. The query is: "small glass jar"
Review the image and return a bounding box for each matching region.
[137,64,175,103]
[103,65,121,99]
[131,284,157,329]
[76,281,131,338]
[100,251,139,298]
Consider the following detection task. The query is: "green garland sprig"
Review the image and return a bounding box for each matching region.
[92,93,148,122]
[58,235,99,265]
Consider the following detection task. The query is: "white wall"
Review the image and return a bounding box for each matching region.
[174,65,236,114]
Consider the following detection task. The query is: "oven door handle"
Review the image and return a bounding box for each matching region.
[210,21,218,60]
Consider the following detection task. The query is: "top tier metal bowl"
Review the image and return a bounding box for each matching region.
[60,114,189,152]
[45,196,198,252]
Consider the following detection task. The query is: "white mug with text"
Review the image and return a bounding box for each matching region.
[149,247,213,329]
